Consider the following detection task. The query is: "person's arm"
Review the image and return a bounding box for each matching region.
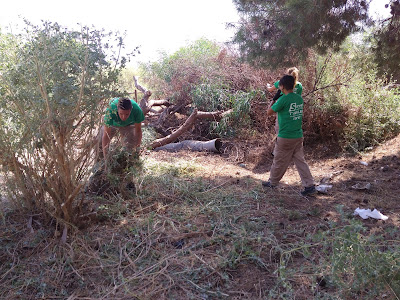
[102,126,112,158]
[267,106,276,116]
[133,122,142,147]
[268,95,283,116]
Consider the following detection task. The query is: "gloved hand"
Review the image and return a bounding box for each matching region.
[272,89,282,102]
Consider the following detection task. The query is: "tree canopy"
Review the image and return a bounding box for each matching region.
[231,0,371,68]
[373,0,400,81]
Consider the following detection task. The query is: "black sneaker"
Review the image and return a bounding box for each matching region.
[301,185,316,196]
[262,181,276,188]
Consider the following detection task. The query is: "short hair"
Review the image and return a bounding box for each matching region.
[278,75,295,91]
[118,97,132,110]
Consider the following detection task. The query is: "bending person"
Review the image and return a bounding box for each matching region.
[99,97,145,159]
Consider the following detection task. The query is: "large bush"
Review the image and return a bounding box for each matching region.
[0,21,135,224]
[140,38,270,138]
[139,38,222,102]
[302,40,400,152]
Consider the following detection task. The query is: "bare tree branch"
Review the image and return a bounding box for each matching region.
[133,76,148,94]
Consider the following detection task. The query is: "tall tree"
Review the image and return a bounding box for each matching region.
[231,0,371,68]
[373,0,400,82]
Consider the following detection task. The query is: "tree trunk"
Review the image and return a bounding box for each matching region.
[149,109,198,149]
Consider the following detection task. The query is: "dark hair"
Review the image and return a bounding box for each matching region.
[118,97,132,110]
[278,75,295,91]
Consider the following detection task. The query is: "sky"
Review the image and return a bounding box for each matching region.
[0,0,240,65]
[0,0,392,65]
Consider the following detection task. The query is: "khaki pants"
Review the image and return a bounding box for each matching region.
[98,125,138,158]
[269,137,314,187]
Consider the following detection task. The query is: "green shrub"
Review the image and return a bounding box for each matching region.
[212,90,254,137]
[343,75,400,151]
[0,21,134,224]
[303,43,400,152]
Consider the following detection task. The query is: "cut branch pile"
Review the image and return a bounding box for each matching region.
[133,76,231,150]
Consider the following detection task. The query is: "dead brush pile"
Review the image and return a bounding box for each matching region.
[141,44,354,161]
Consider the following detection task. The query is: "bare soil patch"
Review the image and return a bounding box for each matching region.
[1,134,399,299]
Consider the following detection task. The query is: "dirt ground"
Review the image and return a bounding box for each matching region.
[137,132,400,298]
[1,131,399,299]
[158,132,400,222]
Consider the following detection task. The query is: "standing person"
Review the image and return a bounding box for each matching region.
[267,67,302,99]
[99,97,145,159]
[262,75,316,196]
[267,67,303,134]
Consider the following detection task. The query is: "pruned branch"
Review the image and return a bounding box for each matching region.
[133,76,148,94]
[149,108,232,149]
[150,109,198,149]
[149,99,170,107]
[197,109,233,120]
[133,76,171,115]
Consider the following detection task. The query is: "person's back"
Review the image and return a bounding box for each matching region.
[262,75,316,196]
[274,92,303,139]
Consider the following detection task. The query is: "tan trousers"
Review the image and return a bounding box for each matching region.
[98,125,138,158]
[269,137,314,187]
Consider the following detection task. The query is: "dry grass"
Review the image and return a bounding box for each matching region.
[1,135,400,299]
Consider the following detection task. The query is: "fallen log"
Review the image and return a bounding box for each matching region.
[154,138,222,153]
[149,109,198,149]
[197,109,233,120]
[148,108,233,150]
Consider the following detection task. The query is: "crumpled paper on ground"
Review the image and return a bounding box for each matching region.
[354,207,389,220]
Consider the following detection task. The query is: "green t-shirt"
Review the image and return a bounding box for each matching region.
[273,81,303,96]
[104,98,145,127]
[271,92,303,139]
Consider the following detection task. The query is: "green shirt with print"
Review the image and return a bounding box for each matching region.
[104,98,145,127]
[271,92,304,139]
[274,81,303,96]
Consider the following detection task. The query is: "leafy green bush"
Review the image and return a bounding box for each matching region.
[303,43,400,152]
[190,81,231,111]
[190,81,255,137]
[343,75,400,151]
[0,21,134,224]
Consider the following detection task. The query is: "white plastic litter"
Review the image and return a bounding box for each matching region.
[351,182,371,190]
[360,161,368,166]
[315,184,333,194]
[354,208,389,220]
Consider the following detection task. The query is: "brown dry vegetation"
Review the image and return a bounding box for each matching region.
[1,50,400,299]
[1,129,399,299]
